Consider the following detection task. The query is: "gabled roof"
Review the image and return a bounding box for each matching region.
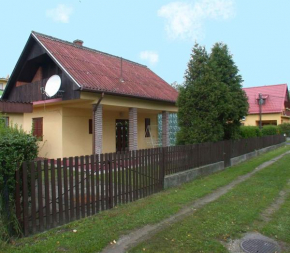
[242,84,288,114]
[30,31,178,103]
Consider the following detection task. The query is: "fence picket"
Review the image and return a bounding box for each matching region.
[37,161,44,231]
[75,156,80,219]
[22,162,29,236]
[100,154,105,211]
[80,156,85,217]
[51,160,57,227]
[57,158,63,225]
[86,155,90,216]
[96,154,100,213]
[63,158,69,222]
[69,157,74,221]
[30,162,36,233]
[91,155,96,215]
[44,160,50,229]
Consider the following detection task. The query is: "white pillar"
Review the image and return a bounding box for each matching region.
[162,111,170,147]
[129,107,138,150]
[93,104,103,154]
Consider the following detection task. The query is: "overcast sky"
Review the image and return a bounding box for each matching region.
[1,0,290,88]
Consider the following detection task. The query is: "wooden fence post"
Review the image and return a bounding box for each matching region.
[159,147,166,189]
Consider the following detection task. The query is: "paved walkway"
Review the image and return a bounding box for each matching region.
[102,151,290,253]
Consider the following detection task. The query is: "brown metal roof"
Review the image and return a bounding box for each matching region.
[32,32,178,103]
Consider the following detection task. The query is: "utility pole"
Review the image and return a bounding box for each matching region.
[259,93,263,129]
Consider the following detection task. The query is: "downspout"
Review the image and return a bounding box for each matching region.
[92,93,105,154]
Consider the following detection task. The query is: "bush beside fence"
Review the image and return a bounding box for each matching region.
[16,134,285,236]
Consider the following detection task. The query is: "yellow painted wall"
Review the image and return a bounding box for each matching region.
[4,113,23,128]
[22,105,63,159]
[243,113,282,126]
[0,78,8,91]
[60,107,160,156]
[62,107,92,157]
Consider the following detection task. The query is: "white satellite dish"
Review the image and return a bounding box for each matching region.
[45,75,61,97]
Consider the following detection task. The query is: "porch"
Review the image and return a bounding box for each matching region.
[59,93,178,158]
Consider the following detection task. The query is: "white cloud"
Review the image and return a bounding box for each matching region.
[139,51,159,65]
[158,0,235,41]
[46,4,73,23]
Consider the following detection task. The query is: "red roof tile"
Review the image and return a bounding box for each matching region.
[242,84,288,114]
[32,32,178,103]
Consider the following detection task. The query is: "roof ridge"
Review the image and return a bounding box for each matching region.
[31,31,148,68]
[243,83,287,89]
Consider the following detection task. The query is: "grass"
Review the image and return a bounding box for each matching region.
[259,188,290,244]
[1,145,289,253]
[130,154,290,252]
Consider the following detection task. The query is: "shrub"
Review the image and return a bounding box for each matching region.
[278,123,290,137]
[0,119,38,241]
[261,125,278,136]
[240,126,261,139]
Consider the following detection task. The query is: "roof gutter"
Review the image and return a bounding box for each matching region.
[32,33,81,88]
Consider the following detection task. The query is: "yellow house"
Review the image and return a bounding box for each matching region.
[242,84,290,126]
[0,76,9,97]
[1,32,178,159]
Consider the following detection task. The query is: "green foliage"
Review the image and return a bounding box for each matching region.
[177,42,249,144]
[261,125,278,136]
[177,43,224,144]
[209,43,249,140]
[278,123,290,137]
[240,126,261,138]
[0,119,38,240]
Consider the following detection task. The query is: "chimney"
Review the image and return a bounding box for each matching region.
[73,39,83,47]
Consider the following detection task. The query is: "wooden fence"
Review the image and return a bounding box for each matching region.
[15,134,285,236]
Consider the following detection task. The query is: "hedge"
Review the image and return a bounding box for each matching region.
[240,126,261,138]
[0,119,38,241]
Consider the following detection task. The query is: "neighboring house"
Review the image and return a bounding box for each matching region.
[242,84,290,126]
[0,76,9,97]
[1,31,178,159]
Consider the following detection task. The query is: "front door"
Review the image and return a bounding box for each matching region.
[116,119,129,152]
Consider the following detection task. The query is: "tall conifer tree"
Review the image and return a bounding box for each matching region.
[177,42,249,144]
[209,43,248,139]
[177,44,224,144]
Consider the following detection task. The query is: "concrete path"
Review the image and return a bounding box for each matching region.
[102,151,290,253]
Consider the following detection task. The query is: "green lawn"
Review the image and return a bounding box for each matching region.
[1,145,290,253]
[260,187,290,244]
[130,154,290,252]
